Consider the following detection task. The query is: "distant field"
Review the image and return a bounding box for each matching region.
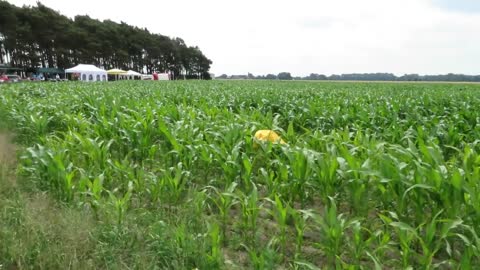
[1,80,480,269]
[218,78,480,84]
[291,79,480,84]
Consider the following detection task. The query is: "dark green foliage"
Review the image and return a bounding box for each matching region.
[0,1,211,79]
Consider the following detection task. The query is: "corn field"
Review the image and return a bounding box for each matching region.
[1,80,480,269]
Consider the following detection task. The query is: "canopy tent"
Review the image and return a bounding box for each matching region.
[120,70,142,80]
[107,68,127,81]
[65,64,107,82]
[126,70,141,76]
[107,68,127,75]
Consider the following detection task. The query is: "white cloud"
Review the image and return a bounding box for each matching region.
[9,0,480,76]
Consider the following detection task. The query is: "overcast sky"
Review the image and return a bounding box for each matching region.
[10,0,480,76]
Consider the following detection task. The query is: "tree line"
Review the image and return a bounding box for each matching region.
[0,1,212,79]
[218,72,480,82]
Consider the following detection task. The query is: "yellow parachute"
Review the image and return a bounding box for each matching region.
[253,130,286,147]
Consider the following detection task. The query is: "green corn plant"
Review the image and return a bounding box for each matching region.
[386,218,418,268]
[85,174,104,216]
[161,162,189,211]
[244,239,279,270]
[210,142,241,188]
[205,182,238,245]
[107,181,133,228]
[306,197,355,267]
[265,194,290,262]
[259,167,277,197]
[206,222,223,268]
[21,144,76,201]
[456,224,480,269]
[29,111,52,138]
[462,145,480,222]
[350,220,365,266]
[416,210,446,267]
[241,153,253,190]
[282,147,316,206]
[313,152,339,205]
[290,208,307,261]
[239,183,260,247]
[337,142,370,217]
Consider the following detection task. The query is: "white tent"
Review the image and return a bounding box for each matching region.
[121,70,142,80]
[126,70,142,76]
[65,64,108,82]
[158,73,170,80]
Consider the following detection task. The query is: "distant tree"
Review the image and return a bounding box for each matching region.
[213,71,480,83]
[339,73,396,81]
[247,72,255,79]
[265,74,277,80]
[202,72,212,80]
[305,73,315,80]
[0,1,18,64]
[399,74,421,81]
[230,74,248,79]
[277,72,292,80]
[317,74,327,80]
[0,1,212,79]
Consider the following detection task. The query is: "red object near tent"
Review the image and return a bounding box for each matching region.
[153,72,158,80]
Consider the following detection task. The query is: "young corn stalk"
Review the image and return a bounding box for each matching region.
[207,222,223,268]
[266,195,291,263]
[290,208,307,261]
[307,197,355,267]
[107,181,133,228]
[240,183,261,247]
[206,182,238,245]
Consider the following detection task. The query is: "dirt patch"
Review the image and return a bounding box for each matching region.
[223,247,249,269]
[0,132,96,269]
[0,132,16,166]
[0,132,17,189]
[25,192,95,247]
